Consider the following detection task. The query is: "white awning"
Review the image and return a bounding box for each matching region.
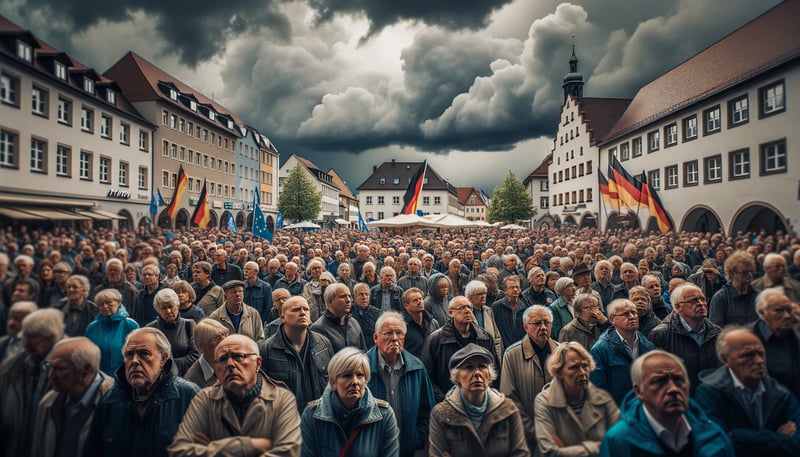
[78,209,124,220]
[0,207,47,220]
[12,207,89,220]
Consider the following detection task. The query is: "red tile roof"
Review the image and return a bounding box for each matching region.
[579,98,632,144]
[328,169,356,200]
[523,153,552,185]
[605,0,800,140]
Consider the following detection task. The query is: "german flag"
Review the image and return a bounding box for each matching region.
[191,179,211,229]
[401,160,427,215]
[598,169,620,210]
[640,172,673,233]
[610,157,641,208]
[166,165,188,218]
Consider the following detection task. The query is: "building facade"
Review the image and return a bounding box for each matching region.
[456,187,490,221]
[329,168,358,226]
[523,154,553,229]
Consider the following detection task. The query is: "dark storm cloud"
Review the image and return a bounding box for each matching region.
[308,0,514,38]
[5,0,291,66]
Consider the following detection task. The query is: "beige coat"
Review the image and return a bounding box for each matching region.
[208,303,265,342]
[533,380,620,457]
[31,372,115,457]
[429,387,530,457]
[557,318,602,351]
[168,372,301,457]
[478,305,505,364]
[0,351,51,457]
[500,336,558,448]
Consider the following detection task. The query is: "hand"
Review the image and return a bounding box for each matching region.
[250,438,273,455]
[552,434,565,448]
[777,421,797,436]
[192,432,211,445]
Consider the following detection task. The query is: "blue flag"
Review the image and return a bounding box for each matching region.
[276,211,283,229]
[226,210,238,234]
[358,211,368,232]
[150,191,158,215]
[252,187,274,242]
[156,189,166,206]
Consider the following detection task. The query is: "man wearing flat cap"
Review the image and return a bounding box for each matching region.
[572,262,605,312]
[208,280,265,342]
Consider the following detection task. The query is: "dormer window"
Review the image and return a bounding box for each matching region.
[189,100,197,111]
[83,77,94,94]
[379,178,386,184]
[393,178,399,184]
[106,89,116,105]
[169,88,178,101]
[208,110,216,121]
[16,41,32,63]
[54,62,67,81]
[227,119,233,129]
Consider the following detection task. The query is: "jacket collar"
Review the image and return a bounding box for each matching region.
[312,385,385,426]
[521,335,557,360]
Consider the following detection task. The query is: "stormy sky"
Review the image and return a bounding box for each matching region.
[2,0,781,194]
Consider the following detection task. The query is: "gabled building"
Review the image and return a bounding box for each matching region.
[0,15,154,229]
[279,154,339,222]
[234,125,279,231]
[522,154,553,229]
[357,159,461,220]
[456,187,490,221]
[329,168,358,226]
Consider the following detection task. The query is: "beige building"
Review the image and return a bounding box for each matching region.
[456,187,490,221]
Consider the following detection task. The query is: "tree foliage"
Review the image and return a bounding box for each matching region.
[278,163,322,222]
[487,170,535,224]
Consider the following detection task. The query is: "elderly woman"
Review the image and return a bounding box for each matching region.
[545,271,561,294]
[549,277,576,341]
[172,280,205,323]
[558,294,607,350]
[85,288,139,375]
[61,274,97,337]
[146,288,200,375]
[534,342,620,457]
[429,343,528,457]
[301,347,399,457]
[0,301,37,362]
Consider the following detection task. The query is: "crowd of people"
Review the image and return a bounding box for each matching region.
[0,222,799,457]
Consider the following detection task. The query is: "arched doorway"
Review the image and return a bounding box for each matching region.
[157,209,172,229]
[246,212,254,228]
[562,215,577,228]
[220,211,232,229]
[579,212,597,229]
[266,215,275,232]
[730,203,789,235]
[118,210,133,231]
[137,216,150,228]
[236,211,246,229]
[208,210,218,228]
[606,211,640,231]
[175,209,190,230]
[681,206,723,234]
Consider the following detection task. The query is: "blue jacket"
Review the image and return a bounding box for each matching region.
[590,326,655,405]
[83,359,199,457]
[599,391,734,457]
[244,278,274,318]
[548,296,573,341]
[301,386,399,457]
[85,304,139,374]
[369,283,404,313]
[366,347,435,457]
[695,365,800,457]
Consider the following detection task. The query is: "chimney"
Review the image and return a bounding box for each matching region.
[373,165,377,172]
[391,158,395,164]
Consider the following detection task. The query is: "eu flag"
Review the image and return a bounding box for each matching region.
[252,187,273,242]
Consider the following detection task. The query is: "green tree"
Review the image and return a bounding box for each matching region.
[278,163,322,222]
[487,170,535,224]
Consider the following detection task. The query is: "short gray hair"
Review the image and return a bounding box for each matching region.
[523,304,552,322]
[606,298,635,317]
[379,266,396,281]
[755,286,786,314]
[670,283,702,309]
[53,336,101,372]
[324,282,350,304]
[450,361,498,385]
[153,288,180,311]
[94,288,122,305]
[573,294,599,314]
[375,311,406,335]
[464,280,487,297]
[123,327,171,360]
[21,308,65,342]
[67,274,91,294]
[328,347,370,384]
[630,349,689,392]
[319,271,336,283]
[554,277,575,295]
[194,318,230,347]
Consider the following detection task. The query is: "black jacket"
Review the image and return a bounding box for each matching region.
[310,310,367,353]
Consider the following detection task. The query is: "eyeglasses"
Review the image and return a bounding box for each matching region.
[527,320,551,327]
[768,306,793,315]
[450,305,474,312]
[678,296,707,306]
[380,330,406,339]
[611,310,638,318]
[214,352,258,365]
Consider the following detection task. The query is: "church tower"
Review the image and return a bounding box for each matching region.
[562,36,584,102]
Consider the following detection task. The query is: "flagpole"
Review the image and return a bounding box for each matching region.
[598,168,609,231]
[634,172,643,227]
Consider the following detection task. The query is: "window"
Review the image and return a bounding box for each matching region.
[178,118,185,133]
[31,86,47,116]
[162,110,169,125]
[423,196,430,205]
[1,73,19,106]
[683,160,699,186]
[203,129,208,142]
[30,138,46,172]
[379,177,386,184]
[79,151,92,180]
[162,170,170,187]
[211,132,216,145]
[729,95,749,126]
[139,166,148,189]
[138,130,148,151]
[632,137,643,157]
[704,155,722,183]
[171,144,177,159]
[393,178,400,185]
[729,149,750,180]
[540,180,548,191]
[683,116,697,140]
[56,145,70,176]
[54,62,67,81]
[377,196,385,205]
[760,139,787,175]
[119,161,129,186]
[665,165,678,189]
[579,189,585,203]
[0,130,17,167]
[392,196,400,205]
[57,97,72,125]
[16,40,32,62]
[760,80,785,117]
[169,88,178,101]
[434,196,441,205]
[100,115,112,138]
[172,173,178,188]
[80,107,93,132]
[648,169,660,190]
[170,114,177,129]
[106,90,116,105]
[540,196,549,209]
[83,77,94,94]
[620,143,630,161]
[647,130,660,152]
[187,122,193,136]
[664,123,678,146]
[99,156,111,183]
[162,140,169,157]
[704,106,721,134]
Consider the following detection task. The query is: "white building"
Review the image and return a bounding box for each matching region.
[523,154,554,229]
[279,154,339,222]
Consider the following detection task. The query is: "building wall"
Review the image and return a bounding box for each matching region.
[358,189,455,220]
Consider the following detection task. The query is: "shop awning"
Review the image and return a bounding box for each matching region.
[89,209,125,220]
[76,209,124,220]
[11,207,89,220]
[0,207,47,220]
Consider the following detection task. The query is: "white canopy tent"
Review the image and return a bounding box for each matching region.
[282,221,321,229]
[500,223,526,230]
[367,214,435,228]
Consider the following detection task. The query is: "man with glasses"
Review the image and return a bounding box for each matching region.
[649,283,722,393]
[422,295,495,402]
[492,275,532,348]
[745,287,800,400]
[208,280,265,343]
[590,298,656,405]
[46,261,73,308]
[752,254,800,302]
[170,334,301,457]
[500,304,558,449]
[210,249,243,286]
[352,282,381,349]
[710,251,760,326]
[367,311,435,457]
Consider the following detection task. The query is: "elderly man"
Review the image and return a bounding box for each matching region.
[648,283,721,392]
[492,275,531,348]
[466,279,504,363]
[243,261,273,321]
[33,337,115,457]
[642,274,672,319]
[83,328,199,457]
[370,266,404,312]
[600,350,734,457]
[184,318,230,388]
[301,258,325,319]
[309,283,366,352]
[210,248,243,285]
[264,288,291,338]
[169,334,301,457]
[500,304,558,449]
[263,258,283,287]
[446,258,469,296]
[133,264,162,326]
[629,285,662,337]
[590,298,656,405]
[90,258,137,312]
[0,308,64,457]
[259,296,333,411]
[559,293,608,350]
[274,262,305,297]
[422,295,496,402]
[612,262,640,300]
[367,311,435,457]
[401,287,439,358]
[0,300,37,362]
[695,327,800,457]
[522,267,556,307]
[190,261,225,316]
[209,280,265,342]
[709,251,760,326]
[752,253,800,302]
[591,260,616,308]
[352,282,381,349]
[397,257,428,294]
[745,287,800,399]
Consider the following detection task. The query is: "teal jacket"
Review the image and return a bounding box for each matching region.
[85,304,139,374]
